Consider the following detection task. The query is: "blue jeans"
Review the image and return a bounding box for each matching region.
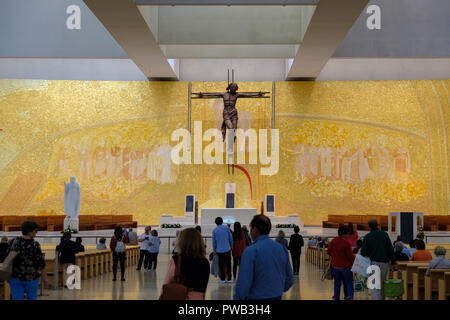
[9,277,39,300]
[332,268,353,300]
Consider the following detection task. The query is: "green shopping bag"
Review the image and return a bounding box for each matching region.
[384,279,404,297]
[353,276,366,292]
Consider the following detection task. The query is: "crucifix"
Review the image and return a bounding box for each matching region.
[191,70,270,174]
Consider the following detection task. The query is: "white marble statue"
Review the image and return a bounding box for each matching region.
[64,176,80,230]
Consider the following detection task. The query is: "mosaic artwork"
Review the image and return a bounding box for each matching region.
[0,79,448,225]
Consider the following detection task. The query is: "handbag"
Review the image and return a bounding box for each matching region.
[115,236,126,253]
[0,239,19,281]
[353,274,366,292]
[321,262,333,281]
[384,279,404,297]
[160,255,189,300]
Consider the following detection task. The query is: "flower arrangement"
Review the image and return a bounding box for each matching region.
[60,226,78,234]
[161,224,181,228]
[417,225,425,241]
[276,224,298,228]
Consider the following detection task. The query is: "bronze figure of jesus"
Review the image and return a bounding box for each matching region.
[192,82,270,141]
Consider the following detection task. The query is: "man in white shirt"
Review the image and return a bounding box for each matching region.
[136,226,151,271]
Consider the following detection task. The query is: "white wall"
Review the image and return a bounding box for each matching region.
[1,57,449,81]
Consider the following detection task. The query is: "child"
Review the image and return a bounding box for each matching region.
[148,230,161,270]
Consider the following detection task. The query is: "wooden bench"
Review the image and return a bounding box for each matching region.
[46,216,65,231]
[2,216,22,232]
[396,261,429,300]
[425,269,450,300]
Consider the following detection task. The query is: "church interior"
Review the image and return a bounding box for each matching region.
[0,0,449,304]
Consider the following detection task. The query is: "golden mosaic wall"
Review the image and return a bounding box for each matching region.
[0,79,448,225]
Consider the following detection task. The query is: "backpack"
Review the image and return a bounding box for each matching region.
[115,237,126,253]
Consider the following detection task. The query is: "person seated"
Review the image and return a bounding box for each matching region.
[426,246,450,276]
[307,237,317,247]
[127,228,138,245]
[407,239,417,256]
[393,235,406,248]
[97,238,107,250]
[411,239,432,261]
[0,236,8,262]
[75,237,85,252]
[394,242,410,261]
[352,239,363,254]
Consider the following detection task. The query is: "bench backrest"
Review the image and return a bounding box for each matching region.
[3,216,21,224]
[47,216,65,224]
[97,215,113,223]
[114,215,133,222]
[79,215,94,224]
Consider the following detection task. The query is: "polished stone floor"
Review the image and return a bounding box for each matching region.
[39,253,370,300]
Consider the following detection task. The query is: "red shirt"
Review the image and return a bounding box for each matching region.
[347,231,358,247]
[232,233,247,257]
[327,236,355,269]
[109,234,129,252]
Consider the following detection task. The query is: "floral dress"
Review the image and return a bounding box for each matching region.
[8,237,46,281]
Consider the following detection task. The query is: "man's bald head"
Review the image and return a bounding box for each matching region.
[250,214,272,235]
[368,219,378,230]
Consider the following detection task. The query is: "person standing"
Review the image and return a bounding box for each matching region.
[172,230,181,255]
[110,226,129,281]
[148,230,161,270]
[56,232,80,287]
[234,215,293,300]
[75,237,85,252]
[242,225,252,246]
[212,217,234,284]
[0,236,9,262]
[127,228,138,245]
[136,226,151,271]
[327,226,355,300]
[275,230,288,249]
[347,223,358,250]
[360,219,397,300]
[232,222,247,280]
[288,226,304,275]
[162,228,210,300]
[7,221,48,300]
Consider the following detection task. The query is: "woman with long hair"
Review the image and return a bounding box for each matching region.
[162,228,210,300]
[232,222,248,280]
[110,226,129,281]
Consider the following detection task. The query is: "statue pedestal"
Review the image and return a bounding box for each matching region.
[64,216,79,231]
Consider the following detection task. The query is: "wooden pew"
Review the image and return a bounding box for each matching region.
[412,265,429,300]
[397,261,429,300]
[425,269,450,300]
[46,216,65,231]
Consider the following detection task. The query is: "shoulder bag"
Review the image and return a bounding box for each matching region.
[0,238,20,281]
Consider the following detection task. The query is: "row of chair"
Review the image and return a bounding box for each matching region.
[305,246,450,300]
[395,261,450,300]
[0,215,138,232]
[0,245,141,299]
